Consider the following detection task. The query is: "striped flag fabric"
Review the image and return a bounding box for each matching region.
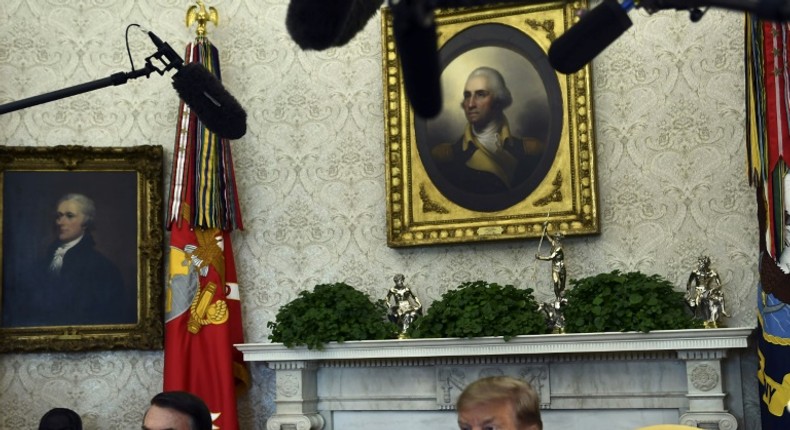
[748,17,790,430]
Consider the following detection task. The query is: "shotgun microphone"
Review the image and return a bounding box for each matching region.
[548,0,633,74]
[145,30,247,140]
[390,0,443,118]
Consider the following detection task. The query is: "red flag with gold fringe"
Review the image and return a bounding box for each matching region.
[164,4,248,429]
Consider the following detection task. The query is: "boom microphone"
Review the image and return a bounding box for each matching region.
[548,0,633,74]
[172,63,248,140]
[0,26,247,139]
[145,30,247,140]
[286,0,385,50]
[145,30,184,70]
[391,0,443,118]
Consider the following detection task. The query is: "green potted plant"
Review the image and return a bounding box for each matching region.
[267,282,399,350]
[407,280,548,339]
[563,270,702,333]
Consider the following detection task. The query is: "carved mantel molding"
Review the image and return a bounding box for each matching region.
[237,327,754,430]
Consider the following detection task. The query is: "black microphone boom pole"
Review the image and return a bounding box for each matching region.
[0,29,183,115]
[0,68,155,115]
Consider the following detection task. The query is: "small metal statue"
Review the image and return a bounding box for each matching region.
[536,227,566,301]
[538,297,567,334]
[386,274,423,338]
[685,256,730,328]
[536,223,567,333]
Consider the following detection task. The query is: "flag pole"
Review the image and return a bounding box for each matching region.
[164,3,249,430]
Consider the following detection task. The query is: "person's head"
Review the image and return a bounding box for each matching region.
[55,193,95,242]
[457,376,542,430]
[38,407,82,430]
[461,67,513,129]
[142,391,212,430]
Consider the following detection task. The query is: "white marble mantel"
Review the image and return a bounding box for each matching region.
[237,327,754,430]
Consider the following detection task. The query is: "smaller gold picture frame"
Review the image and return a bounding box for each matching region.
[382,1,599,247]
[0,145,164,352]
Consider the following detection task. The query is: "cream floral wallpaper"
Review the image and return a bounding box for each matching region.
[0,0,758,428]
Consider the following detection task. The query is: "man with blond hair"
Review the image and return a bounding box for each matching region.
[456,376,543,430]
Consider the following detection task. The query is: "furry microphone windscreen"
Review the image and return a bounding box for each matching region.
[172,63,248,140]
[286,0,385,50]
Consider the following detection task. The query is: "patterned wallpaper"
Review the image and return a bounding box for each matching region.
[0,0,758,428]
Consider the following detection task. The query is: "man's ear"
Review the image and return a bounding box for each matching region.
[522,424,541,430]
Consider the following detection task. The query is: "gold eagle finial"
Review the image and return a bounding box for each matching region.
[186,1,219,37]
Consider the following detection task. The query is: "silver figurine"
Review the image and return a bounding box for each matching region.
[386,274,423,338]
[536,224,567,333]
[685,256,730,328]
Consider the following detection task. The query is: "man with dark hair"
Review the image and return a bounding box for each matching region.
[456,376,543,430]
[38,407,82,430]
[142,391,212,430]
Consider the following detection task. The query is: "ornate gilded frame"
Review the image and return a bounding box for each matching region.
[0,145,164,351]
[382,1,599,247]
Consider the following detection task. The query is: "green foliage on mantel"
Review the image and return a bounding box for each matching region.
[407,280,548,339]
[268,273,702,350]
[267,282,399,350]
[563,270,703,333]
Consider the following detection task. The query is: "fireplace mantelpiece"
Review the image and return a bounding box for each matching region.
[237,327,754,430]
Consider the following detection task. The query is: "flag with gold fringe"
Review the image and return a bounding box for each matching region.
[164,3,249,429]
[748,16,790,430]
